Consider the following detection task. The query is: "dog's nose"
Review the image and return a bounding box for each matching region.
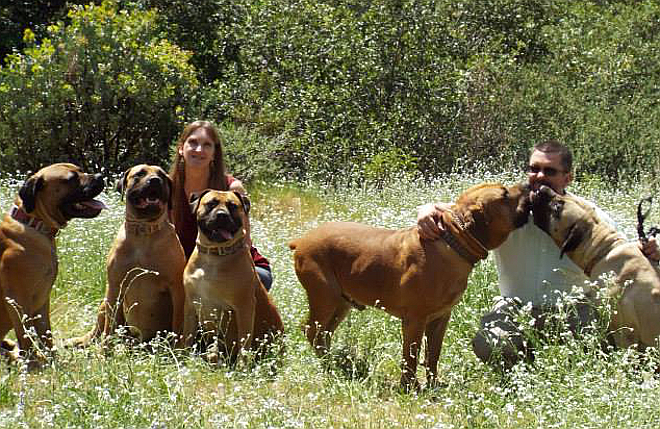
[147,176,162,186]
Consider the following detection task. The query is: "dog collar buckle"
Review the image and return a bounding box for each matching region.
[9,205,58,238]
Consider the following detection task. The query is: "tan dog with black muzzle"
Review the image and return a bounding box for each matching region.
[70,164,185,346]
[289,183,531,390]
[531,185,660,350]
[0,163,105,367]
[181,190,283,362]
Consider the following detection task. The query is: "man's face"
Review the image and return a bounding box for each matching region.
[526,149,572,194]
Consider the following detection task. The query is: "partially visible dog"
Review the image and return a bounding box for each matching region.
[70,164,185,346]
[181,190,283,362]
[0,163,105,367]
[289,183,530,389]
[531,185,660,349]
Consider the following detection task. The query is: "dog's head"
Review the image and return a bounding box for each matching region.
[190,190,250,245]
[454,183,531,249]
[117,164,172,220]
[530,185,598,259]
[18,163,106,227]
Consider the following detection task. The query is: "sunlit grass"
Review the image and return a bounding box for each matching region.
[2,170,660,428]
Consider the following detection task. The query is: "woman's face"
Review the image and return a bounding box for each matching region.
[179,127,216,171]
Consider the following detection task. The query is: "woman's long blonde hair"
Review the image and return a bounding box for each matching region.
[169,120,228,227]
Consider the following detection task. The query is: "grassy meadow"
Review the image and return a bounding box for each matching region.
[1,170,660,428]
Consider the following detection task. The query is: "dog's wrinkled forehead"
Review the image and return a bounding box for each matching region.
[459,183,520,205]
[553,194,594,221]
[132,164,165,177]
[199,191,242,212]
[38,163,84,183]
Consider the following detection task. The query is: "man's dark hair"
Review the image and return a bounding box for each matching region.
[532,140,572,172]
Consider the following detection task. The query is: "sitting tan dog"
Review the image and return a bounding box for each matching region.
[71,165,185,346]
[0,163,105,367]
[181,190,283,362]
[531,185,660,349]
[289,183,530,389]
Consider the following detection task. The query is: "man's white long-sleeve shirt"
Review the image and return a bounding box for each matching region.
[494,192,619,306]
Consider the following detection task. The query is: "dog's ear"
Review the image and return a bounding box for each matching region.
[559,223,584,258]
[189,189,211,214]
[157,167,174,210]
[233,191,251,215]
[115,167,132,200]
[19,175,44,213]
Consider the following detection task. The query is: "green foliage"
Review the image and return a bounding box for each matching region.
[0,0,74,63]
[470,0,660,180]
[220,121,291,183]
[2,0,660,184]
[210,0,463,182]
[123,0,244,84]
[0,0,198,173]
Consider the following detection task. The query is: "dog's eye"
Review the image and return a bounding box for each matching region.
[226,201,238,212]
[134,170,147,178]
[205,200,219,210]
[66,172,79,182]
[550,200,564,215]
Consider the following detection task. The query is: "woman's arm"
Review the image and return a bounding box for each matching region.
[228,179,253,248]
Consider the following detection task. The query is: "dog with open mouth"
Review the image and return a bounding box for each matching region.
[180,190,284,362]
[0,163,105,367]
[531,185,660,350]
[70,164,186,346]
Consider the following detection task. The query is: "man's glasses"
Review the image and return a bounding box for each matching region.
[525,165,565,177]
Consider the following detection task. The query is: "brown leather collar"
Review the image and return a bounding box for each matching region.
[196,237,246,256]
[124,218,169,236]
[439,211,488,265]
[9,205,58,238]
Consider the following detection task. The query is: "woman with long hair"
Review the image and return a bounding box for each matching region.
[169,120,273,290]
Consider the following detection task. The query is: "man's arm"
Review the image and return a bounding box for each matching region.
[416,202,452,240]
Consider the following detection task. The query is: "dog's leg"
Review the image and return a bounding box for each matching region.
[179,295,198,349]
[5,298,49,367]
[0,299,16,358]
[232,293,256,359]
[400,317,425,391]
[305,299,351,357]
[296,263,350,356]
[33,300,53,352]
[170,281,185,337]
[424,312,451,387]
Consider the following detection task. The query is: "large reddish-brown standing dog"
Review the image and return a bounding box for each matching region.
[289,183,530,389]
[71,164,186,346]
[181,190,284,362]
[0,163,105,367]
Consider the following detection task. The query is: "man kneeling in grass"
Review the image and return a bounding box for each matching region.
[417,140,660,370]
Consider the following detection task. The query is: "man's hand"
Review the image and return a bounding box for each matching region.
[639,236,660,263]
[416,202,451,240]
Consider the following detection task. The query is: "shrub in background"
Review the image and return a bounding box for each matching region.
[0,0,198,174]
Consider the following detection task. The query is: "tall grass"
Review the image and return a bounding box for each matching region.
[1,170,660,428]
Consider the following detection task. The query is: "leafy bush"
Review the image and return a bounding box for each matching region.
[0,0,198,174]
